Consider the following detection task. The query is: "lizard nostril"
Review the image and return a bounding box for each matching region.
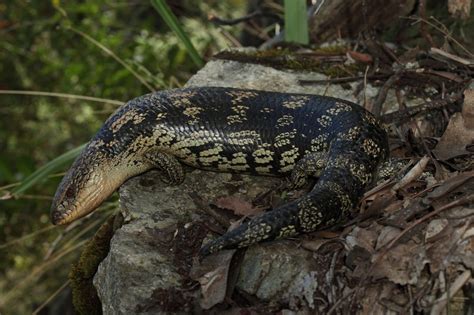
[51,210,64,225]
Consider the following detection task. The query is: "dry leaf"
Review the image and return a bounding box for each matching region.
[463,89,474,128]
[347,50,373,63]
[371,242,426,285]
[214,196,265,216]
[433,89,474,159]
[430,270,472,314]
[301,238,336,252]
[424,219,449,242]
[190,249,235,309]
[375,226,402,250]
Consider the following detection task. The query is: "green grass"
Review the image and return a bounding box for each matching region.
[11,144,86,196]
[284,0,309,45]
[150,0,204,67]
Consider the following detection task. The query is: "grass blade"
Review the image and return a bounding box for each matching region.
[284,0,309,45]
[0,90,124,106]
[11,144,87,196]
[68,27,155,92]
[150,0,204,67]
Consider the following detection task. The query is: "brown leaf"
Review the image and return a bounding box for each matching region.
[375,226,402,250]
[462,88,474,128]
[347,50,373,64]
[301,237,338,252]
[214,196,265,217]
[346,227,378,253]
[424,219,450,243]
[190,249,235,309]
[361,185,395,212]
[425,170,474,201]
[434,88,474,160]
[371,241,426,285]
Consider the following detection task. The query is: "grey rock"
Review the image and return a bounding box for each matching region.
[187,58,361,102]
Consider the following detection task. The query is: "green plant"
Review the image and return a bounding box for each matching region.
[284,0,309,45]
[11,144,86,197]
[150,0,204,67]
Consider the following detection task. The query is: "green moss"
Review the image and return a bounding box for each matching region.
[321,62,363,78]
[214,49,321,71]
[68,214,123,315]
[214,47,364,78]
[313,44,349,55]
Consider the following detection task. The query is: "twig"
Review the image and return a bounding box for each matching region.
[0,90,124,106]
[312,0,327,17]
[380,194,473,262]
[363,65,370,108]
[352,194,474,308]
[392,156,430,191]
[380,91,464,124]
[430,269,472,314]
[418,0,436,48]
[430,47,474,66]
[327,288,355,315]
[326,250,340,304]
[188,191,230,229]
[405,16,474,58]
[298,73,388,85]
[32,280,70,315]
[372,73,401,117]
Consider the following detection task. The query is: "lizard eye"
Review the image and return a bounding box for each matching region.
[65,186,75,199]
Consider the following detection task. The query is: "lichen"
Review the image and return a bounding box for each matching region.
[68,214,123,315]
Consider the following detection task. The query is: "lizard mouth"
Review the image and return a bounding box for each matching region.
[51,203,78,225]
[51,212,68,225]
[51,174,120,225]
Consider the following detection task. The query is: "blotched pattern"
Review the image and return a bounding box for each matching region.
[50,87,389,259]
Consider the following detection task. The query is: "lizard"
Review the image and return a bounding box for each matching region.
[50,87,389,257]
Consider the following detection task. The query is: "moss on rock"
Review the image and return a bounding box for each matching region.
[68,214,123,314]
[214,47,364,78]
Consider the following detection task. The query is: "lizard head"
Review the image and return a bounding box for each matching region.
[50,148,121,225]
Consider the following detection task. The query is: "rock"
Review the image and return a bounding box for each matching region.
[187,58,373,104]
[93,165,283,314]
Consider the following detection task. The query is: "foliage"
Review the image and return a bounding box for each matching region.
[283,0,308,44]
[0,0,244,313]
[151,0,204,67]
[11,144,87,197]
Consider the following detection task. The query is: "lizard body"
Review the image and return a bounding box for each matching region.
[51,87,388,256]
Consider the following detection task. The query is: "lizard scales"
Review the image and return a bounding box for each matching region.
[51,87,389,256]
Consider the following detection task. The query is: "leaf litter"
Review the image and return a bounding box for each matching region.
[188,39,474,314]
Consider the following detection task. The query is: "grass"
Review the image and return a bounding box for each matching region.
[10,144,86,197]
[284,0,309,45]
[150,0,204,68]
